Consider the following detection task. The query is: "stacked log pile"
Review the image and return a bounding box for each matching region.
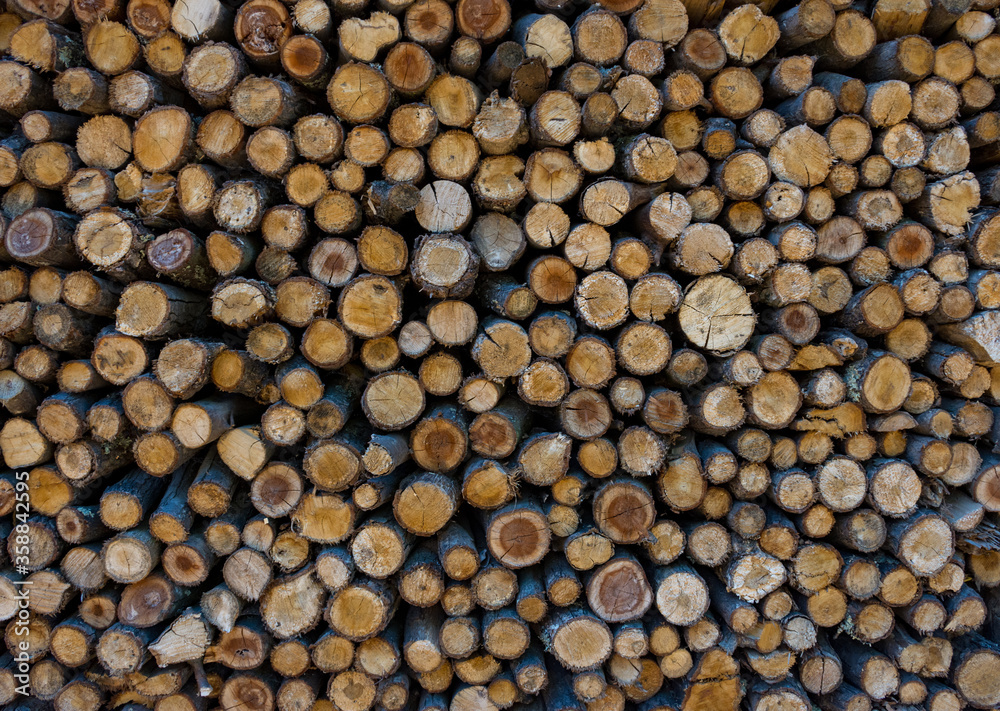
[2,0,1000,708]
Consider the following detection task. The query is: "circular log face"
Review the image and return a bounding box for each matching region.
[678,275,755,353]
[893,514,954,576]
[593,479,656,544]
[132,107,192,173]
[6,209,59,261]
[857,354,911,413]
[363,371,425,430]
[486,504,551,568]
[337,275,402,338]
[548,614,613,671]
[394,474,458,535]
[955,650,1000,709]
[586,557,653,622]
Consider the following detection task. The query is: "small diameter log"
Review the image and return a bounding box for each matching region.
[146,229,216,291]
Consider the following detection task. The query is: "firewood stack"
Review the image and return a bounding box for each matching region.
[3,0,1000,708]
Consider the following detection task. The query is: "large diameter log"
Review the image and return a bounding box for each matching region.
[951,633,1000,709]
[886,511,955,576]
[538,607,612,672]
[585,553,653,623]
[486,500,551,569]
[4,208,81,268]
[678,275,756,353]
